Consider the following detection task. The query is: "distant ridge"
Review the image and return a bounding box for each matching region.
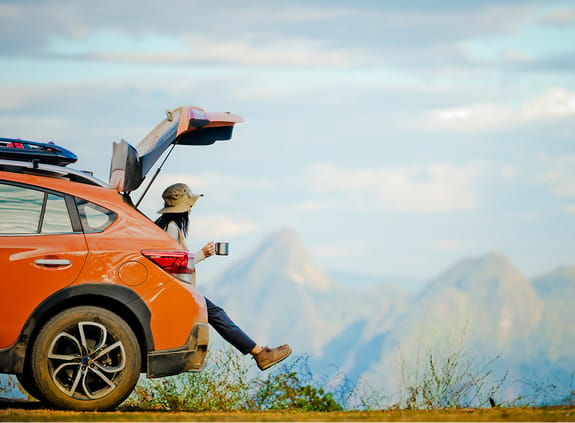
[204,229,575,403]
[532,266,575,298]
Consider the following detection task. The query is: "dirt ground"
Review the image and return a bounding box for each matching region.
[1,398,574,421]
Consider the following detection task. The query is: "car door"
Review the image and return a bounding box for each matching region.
[109,106,243,194]
[0,181,88,348]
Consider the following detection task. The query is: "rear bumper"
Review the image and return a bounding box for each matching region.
[147,322,209,378]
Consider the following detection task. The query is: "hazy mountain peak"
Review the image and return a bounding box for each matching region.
[532,265,575,298]
[257,228,331,291]
[256,228,312,262]
[427,251,524,292]
[259,227,302,248]
[205,228,335,353]
[421,252,543,318]
[211,228,330,293]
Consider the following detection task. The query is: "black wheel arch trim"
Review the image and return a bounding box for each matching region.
[0,283,153,375]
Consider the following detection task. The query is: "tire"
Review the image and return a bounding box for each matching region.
[17,371,47,402]
[30,306,141,410]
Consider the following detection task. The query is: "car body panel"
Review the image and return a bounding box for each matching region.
[0,233,88,348]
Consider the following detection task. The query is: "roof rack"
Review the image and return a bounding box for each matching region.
[0,158,109,187]
[0,138,78,166]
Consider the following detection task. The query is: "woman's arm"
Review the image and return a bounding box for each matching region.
[194,242,215,265]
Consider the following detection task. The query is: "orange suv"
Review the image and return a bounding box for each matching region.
[0,107,243,410]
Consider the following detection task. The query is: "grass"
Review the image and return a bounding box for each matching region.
[2,337,573,416]
[123,349,343,412]
[397,326,507,409]
[1,403,575,421]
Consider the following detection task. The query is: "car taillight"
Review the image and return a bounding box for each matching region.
[141,250,194,274]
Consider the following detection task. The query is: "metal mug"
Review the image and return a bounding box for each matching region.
[214,242,229,256]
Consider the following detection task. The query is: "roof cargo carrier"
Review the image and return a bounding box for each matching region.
[0,138,78,166]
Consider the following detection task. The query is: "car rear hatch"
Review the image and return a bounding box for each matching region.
[109,106,243,194]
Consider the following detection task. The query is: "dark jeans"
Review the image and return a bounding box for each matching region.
[205,297,257,355]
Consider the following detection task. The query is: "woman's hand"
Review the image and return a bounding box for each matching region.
[202,242,216,258]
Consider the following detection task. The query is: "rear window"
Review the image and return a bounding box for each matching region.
[75,198,117,232]
[0,183,75,235]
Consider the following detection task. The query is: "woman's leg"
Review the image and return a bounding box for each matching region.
[205,297,257,355]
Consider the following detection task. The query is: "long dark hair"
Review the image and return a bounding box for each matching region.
[154,212,189,237]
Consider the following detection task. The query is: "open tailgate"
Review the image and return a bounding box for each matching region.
[109,106,243,193]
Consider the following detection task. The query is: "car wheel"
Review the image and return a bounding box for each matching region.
[30,306,141,410]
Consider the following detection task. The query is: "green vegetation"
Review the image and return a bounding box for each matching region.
[399,328,507,410]
[123,348,342,412]
[512,372,575,407]
[2,342,573,412]
[121,338,574,412]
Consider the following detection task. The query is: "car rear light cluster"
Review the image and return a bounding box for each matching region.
[141,250,196,285]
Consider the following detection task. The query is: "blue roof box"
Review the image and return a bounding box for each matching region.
[0,138,78,166]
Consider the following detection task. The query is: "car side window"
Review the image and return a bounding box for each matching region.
[0,183,43,234]
[75,198,117,232]
[0,183,74,235]
[41,193,73,233]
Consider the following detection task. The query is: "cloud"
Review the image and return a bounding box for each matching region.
[300,162,483,213]
[432,238,472,251]
[140,162,486,218]
[188,215,258,239]
[0,1,541,72]
[540,7,575,26]
[535,155,575,198]
[417,87,575,132]
[522,87,575,119]
[88,36,369,68]
[134,174,259,239]
[0,3,372,67]
[312,244,359,260]
[422,103,513,131]
[173,172,276,203]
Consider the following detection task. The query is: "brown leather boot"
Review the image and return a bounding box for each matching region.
[253,344,292,370]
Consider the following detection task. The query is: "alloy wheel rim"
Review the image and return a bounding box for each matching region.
[47,321,126,400]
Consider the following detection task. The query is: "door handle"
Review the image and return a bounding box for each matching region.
[35,259,71,267]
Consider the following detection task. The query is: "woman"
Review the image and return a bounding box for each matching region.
[155,183,292,371]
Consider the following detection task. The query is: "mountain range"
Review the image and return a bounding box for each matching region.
[203,228,575,405]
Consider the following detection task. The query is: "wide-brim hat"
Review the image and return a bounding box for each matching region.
[157,183,203,214]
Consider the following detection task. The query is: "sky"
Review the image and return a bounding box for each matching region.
[1,0,574,286]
